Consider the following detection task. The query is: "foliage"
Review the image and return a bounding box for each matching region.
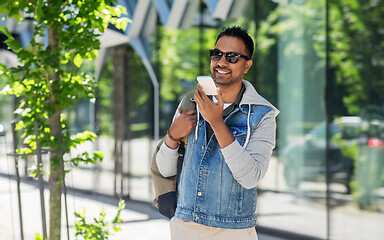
[255,0,384,118]
[0,75,12,122]
[328,0,384,116]
[68,130,104,165]
[156,26,217,101]
[0,0,130,161]
[0,0,130,239]
[34,233,44,240]
[34,200,125,239]
[331,132,358,161]
[74,199,125,240]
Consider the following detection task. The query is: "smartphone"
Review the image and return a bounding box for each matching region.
[197,76,217,95]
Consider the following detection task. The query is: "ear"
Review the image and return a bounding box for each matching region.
[243,59,253,74]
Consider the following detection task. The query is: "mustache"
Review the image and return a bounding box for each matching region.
[214,67,231,72]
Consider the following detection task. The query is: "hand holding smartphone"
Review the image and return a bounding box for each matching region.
[197,76,217,95]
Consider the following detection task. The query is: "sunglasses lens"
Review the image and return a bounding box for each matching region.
[209,49,222,60]
[225,52,240,63]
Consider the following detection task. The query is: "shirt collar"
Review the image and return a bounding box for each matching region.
[222,83,245,117]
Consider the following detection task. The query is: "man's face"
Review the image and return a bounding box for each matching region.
[210,36,252,88]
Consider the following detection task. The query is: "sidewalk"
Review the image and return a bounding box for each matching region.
[0,175,287,240]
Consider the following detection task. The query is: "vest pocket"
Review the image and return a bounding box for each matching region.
[225,180,245,216]
[229,125,248,146]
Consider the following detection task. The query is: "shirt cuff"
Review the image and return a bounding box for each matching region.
[155,142,179,177]
[221,140,242,160]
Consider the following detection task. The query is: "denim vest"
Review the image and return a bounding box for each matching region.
[174,104,272,229]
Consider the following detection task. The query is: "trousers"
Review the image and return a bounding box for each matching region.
[170,217,258,240]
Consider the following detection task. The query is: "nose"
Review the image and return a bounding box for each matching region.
[217,54,228,67]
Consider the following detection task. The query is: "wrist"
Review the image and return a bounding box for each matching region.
[209,118,225,128]
[167,129,181,144]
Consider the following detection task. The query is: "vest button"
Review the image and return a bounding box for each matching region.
[195,216,201,220]
[197,192,202,196]
[202,145,204,150]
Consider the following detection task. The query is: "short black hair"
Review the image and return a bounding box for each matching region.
[216,26,254,59]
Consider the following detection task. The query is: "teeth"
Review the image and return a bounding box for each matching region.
[217,70,229,74]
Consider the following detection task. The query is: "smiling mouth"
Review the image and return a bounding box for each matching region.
[216,69,230,74]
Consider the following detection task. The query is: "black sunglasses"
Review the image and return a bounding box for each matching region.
[209,49,250,63]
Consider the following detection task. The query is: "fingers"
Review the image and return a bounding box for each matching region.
[170,118,196,140]
[193,84,224,126]
[183,109,196,115]
[187,116,198,129]
[194,84,211,108]
[194,85,202,104]
[196,84,211,102]
[173,110,197,131]
[184,113,197,124]
[215,87,223,102]
[215,87,224,108]
[186,116,197,127]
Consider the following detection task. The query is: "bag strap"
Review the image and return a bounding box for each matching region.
[176,141,185,177]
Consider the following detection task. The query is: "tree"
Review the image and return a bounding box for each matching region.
[328,0,384,117]
[255,0,384,118]
[156,26,217,102]
[0,1,129,239]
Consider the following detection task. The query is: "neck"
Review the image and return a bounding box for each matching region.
[219,82,242,103]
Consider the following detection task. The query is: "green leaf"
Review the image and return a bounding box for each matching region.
[73,53,83,68]
[0,25,11,38]
[71,131,97,146]
[93,151,104,161]
[118,199,126,209]
[34,233,43,240]
[0,25,24,53]
[113,225,122,232]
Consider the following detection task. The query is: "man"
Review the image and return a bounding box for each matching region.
[156,26,279,240]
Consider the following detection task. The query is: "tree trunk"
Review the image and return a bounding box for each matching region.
[49,111,62,240]
[48,25,62,240]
